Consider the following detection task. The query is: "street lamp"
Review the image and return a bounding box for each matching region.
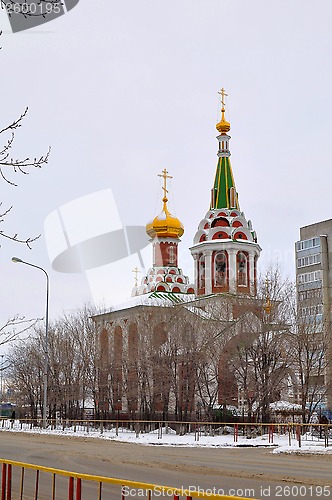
[12,257,49,428]
[0,354,4,418]
[0,354,4,399]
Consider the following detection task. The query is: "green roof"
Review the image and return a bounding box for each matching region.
[211,156,240,210]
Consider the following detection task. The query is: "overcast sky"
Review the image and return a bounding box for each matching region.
[1,0,331,346]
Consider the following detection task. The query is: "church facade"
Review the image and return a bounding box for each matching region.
[93,90,271,421]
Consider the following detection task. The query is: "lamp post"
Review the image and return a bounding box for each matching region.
[12,257,49,428]
[0,354,4,418]
[0,354,4,399]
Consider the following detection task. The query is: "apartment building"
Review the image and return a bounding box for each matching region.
[295,219,332,410]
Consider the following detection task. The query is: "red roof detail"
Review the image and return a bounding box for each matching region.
[212,231,228,240]
[212,218,229,227]
[234,232,248,240]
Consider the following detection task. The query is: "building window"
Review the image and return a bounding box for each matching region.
[168,245,175,265]
[301,304,323,317]
[237,252,248,287]
[297,253,321,268]
[214,251,227,287]
[296,237,320,252]
[229,187,236,208]
[199,255,205,289]
[299,289,322,301]
[298,270,322,285]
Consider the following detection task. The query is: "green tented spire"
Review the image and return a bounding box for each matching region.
[211,156,240,210]
[211,88,240,211]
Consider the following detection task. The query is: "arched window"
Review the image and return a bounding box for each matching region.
[229,187,236,208]
[237,252,248,287]
[168,245,175,265]
[198,255,205,289]
[211,217,229,228]
[214,251,227,287]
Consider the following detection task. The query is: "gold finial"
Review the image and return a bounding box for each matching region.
[146,169,184,239]
[158,168,173,205]
[132,267,141,287]
[218,87,228,112]
[216,87,231,134]
[263,278,272,315]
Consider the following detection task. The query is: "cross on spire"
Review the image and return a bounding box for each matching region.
[132,267,141,287]
[158,168,173,202]
[218,87,228,111]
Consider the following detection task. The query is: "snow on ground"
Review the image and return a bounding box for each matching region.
[1,420,331,455]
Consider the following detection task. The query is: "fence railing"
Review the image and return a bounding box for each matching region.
[0,458,256,500]
[1,418,331,448]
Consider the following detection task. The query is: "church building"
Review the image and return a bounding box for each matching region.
[93,90,266,420]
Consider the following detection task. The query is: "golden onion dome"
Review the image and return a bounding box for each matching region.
[216,88,231,134]
[216,109,231,134]
[146,197,184,239]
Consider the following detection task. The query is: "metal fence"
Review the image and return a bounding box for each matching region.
[0,458,255,500]
[0,418,331,448]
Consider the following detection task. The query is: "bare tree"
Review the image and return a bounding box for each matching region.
[13,266,327,426]
[0,315,39,347]
[224,268,293,423]
[8,305,103,420]
[8,335,43,418]
[288,301,330,423]
[0,106,50,247]
[0,315,40,402]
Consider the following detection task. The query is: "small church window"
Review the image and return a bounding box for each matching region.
[229,187,236,208]
[237,252,248,287]
[214,251,227,287]
[168,245,175,264]
[199,255,205,289]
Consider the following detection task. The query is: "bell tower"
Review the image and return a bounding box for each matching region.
[190,89,261,297]
[133,169,194,296]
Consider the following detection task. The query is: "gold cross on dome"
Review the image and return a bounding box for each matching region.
[158,168,173,200]
[263,278,271,315]
[132,267,141,287]
[218,87,228,110]
[265,277,270,292]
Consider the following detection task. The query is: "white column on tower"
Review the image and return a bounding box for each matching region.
[204,250,213,295]
[249,253,255,295]
[192,253,199,294]
[228,248,237,294]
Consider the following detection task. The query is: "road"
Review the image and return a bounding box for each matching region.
[0,431,331,499]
